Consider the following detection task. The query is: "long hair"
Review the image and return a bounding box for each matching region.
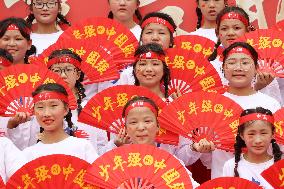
[233,107,282,177]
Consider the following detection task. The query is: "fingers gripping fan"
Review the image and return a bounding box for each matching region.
[78,85,179,145]
[165,48,224,96]
[158,92,243,152]
[85,144,193,189]
[59,17,139,71]
[0,64,77,116]
[261,159,284,188]
[236,29,284,77]
[6,154,96,189]
[174,35,221,58]
[196,177,263,189]
[273,108,284,145]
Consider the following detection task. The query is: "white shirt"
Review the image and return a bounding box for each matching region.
[210,91,281,179]
[223,154,274,189]
[23,136,98,164]
[0,137,26,183]
[189,28,218,43]
[31,31,63,56]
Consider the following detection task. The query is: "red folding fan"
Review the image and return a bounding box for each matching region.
[6,154,96,189]
[236,29,284,77]
[196,177,263,189]
[59,17,139,71]
[0,177,4,189]
[273,108,284,145]
[84,144,193,189]
[165,48,224,96]
[158,92,243,152]
[34,37,120,83]
[78,85,179,145]
[0,64,77,116]
[174,35,223,58]
[272,20,284,31]
[261,159,284,188]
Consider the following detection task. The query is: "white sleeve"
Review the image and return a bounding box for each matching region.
[6,117,39,150]
[100,139,118,155]
[96,129,108,155]
[174,136,202,166]
[116,67,135,85]
[259,79,283,105]
[199,152,212,169]
[222,159,235,177]
[3,138,26,183]
[83,140,99,164]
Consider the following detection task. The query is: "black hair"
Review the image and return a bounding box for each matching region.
[223,42,258,67]
[32,83,75,138]
[26,0,71,26]
[48,49,85,114]
[208,6,252,61]
[0,48,13,63]
[0,17,36,63]
[234,107,282,177]
[132,43,170,98]
[107,0,142,22]
[140,12,177,48]
[122,96,159,118]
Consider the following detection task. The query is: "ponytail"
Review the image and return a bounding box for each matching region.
[196,7,202,29]
[208,39,221,61]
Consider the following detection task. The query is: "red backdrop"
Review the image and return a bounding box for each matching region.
[1,0,284,33]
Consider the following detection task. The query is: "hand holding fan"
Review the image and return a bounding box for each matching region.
[6,154,96,189]
[165,48,224,96]
[196,177,263,189]
[84,144,193,189]
[78,85,179,145]
[0,64,77,116]
[273,108,284,145]
[158,92,243,151]
[261,159,284,188]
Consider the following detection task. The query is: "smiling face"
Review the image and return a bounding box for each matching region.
[141,23,171,49]
[34,97,68,132]
[31,0,60,25]
[218,18,247,48]
[108,0,139,22]
[198,0,226,23]
[0,30,31,64]
[241,120,273,157]
[134,59,164,88]
[125,106,159,145]
[223,52,256,89]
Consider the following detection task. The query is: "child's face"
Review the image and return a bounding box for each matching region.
[218,18,247,48]
[134,59,164,88]
[141,23,171,50]
[125,106,159,145]
[0,30,31,64]
[223,52,256,89]
[198,0,225,22]
[241,120,273,156]
[50,63,80,91]
[34,97,68,131]
[108,0,139,22]
[32,0,60,25]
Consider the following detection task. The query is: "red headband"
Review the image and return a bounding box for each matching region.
[47,56,81,68]
[124,101,158,117]
[227,47,253,59]
[239,113,274,126]
[136,51,165,62]
[221,12,249,27]
[7,24,31,35]
[0,57,12,67]
[141,17,175,33]
[33,91,69,105]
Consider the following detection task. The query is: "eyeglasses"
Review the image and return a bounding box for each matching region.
[33,2,58,9]
[224,61,253,70]
[51,67,77,76]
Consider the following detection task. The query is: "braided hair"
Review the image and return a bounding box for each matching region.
[140,12,177,48]
[234,107,282,177]
[133,43,170,98]
[48,49,85,114]
[208,6,251,61]
[107,0,142,22]
[32,83,75,139]
[26,0,71,26]
[0,17,36,63]
[0,48,13,63]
